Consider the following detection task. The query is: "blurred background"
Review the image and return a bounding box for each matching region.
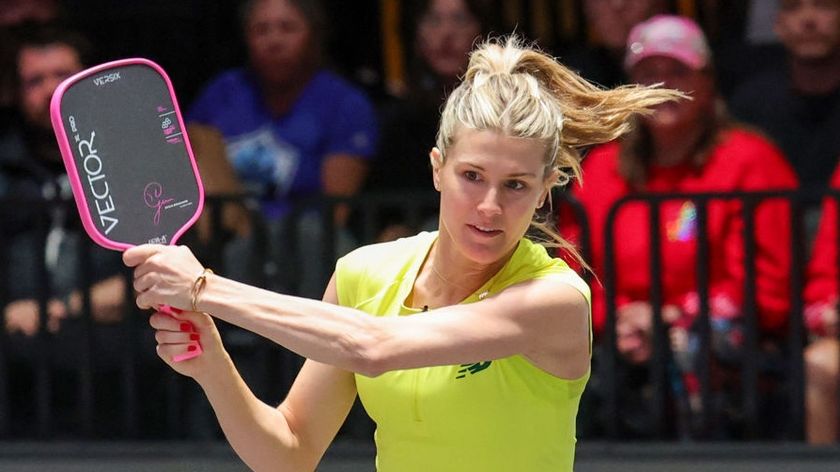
[1,0,840,470]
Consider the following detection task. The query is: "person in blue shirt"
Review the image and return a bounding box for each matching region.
[187,0,379,297]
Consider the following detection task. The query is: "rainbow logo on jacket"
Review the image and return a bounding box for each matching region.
[666,201,697,242]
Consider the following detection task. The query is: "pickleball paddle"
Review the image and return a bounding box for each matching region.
[50,58,204,361]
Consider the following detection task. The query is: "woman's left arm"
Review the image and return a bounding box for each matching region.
[126,245,589,379]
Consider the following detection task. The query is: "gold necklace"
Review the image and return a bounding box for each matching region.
[429,262,479,294]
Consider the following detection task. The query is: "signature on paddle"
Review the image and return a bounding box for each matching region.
[143,182,175,225]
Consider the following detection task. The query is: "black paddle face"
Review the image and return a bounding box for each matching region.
[51,59,204,250]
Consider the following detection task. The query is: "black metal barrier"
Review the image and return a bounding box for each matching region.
[591,190,813,441]
[0,189,836,444]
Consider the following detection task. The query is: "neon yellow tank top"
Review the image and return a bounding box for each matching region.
[335,231,591,472]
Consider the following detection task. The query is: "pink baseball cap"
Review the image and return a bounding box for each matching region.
[624,15,711,71]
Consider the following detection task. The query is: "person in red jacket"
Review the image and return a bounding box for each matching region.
[803,161,840,444]
[561,15,798,435]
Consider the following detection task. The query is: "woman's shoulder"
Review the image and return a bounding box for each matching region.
[335,232,435,308]
[338,232,435,280]
[498,239,590,301]
[344,232,434,261]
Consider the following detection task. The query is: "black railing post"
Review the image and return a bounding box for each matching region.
[34,210,52,438]
[647,199,668,438]
[741,198,760,438]
[321,198,338,297]
[694,199,713,438]
[603,204,621,439]
[121,271,139,438]
[165,371,182,438]
[77,237,95,438]
[787,191,806,441]
[0,231,8,437]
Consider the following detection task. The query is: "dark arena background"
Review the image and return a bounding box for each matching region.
[1,0,840,470]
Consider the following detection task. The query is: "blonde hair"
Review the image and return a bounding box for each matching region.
[435,36,685,266]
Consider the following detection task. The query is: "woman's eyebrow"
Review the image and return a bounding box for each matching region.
[460,162,538,178]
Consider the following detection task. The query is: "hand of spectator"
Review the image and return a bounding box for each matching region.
[124,245,205,311]
[617,302,683,364]
[616,301,653,364]
[149,309,229,383]
[67,276,126,324]
[823,305,839,338]
[4,298,69,336]
[92,276,127,324]
[322,154,368,227]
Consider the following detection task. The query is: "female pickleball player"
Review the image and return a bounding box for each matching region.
[124,37,682,471]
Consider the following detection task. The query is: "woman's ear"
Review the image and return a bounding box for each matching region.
[430,147,443,191]
[537,190,549,209]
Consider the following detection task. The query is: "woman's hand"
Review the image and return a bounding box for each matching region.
[124,245,205,311]
[150,309,230,383]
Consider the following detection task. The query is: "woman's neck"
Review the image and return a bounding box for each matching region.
[412,234,512,309]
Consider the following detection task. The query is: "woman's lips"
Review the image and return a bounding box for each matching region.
[467,224,503,237]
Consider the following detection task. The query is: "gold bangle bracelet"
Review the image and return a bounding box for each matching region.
[191,268,213,312]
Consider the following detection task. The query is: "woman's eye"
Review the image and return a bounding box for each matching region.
[506,180,526,191]
[464,171,479,181]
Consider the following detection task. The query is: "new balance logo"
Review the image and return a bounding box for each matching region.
[456,361,492,379]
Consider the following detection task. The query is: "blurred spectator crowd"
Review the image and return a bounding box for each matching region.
[0,0,839,446]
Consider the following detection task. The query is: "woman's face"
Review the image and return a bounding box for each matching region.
[246,0,313,86]
[432,129,552,265]
[417,0,482,80]
[775,0,840,62]
[629,56,715,131]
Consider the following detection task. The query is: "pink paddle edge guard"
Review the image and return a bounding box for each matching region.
[50,57,206,250]
[50,58,204,362]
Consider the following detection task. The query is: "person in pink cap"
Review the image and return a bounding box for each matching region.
[624,14,711,70]
[560,15,798,437]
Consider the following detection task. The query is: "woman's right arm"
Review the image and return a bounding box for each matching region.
[153,280,357,472]
[200,354,357,472]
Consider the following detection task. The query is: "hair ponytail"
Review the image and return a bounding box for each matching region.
[436,36,685,266]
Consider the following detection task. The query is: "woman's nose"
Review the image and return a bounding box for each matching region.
[477,188,502,216]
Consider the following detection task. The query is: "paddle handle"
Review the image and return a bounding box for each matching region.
[158,305,203,362]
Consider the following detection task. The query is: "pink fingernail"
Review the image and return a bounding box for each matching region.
[189,333,200,341]
[187,345,197,352]
[180,323,192,332]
